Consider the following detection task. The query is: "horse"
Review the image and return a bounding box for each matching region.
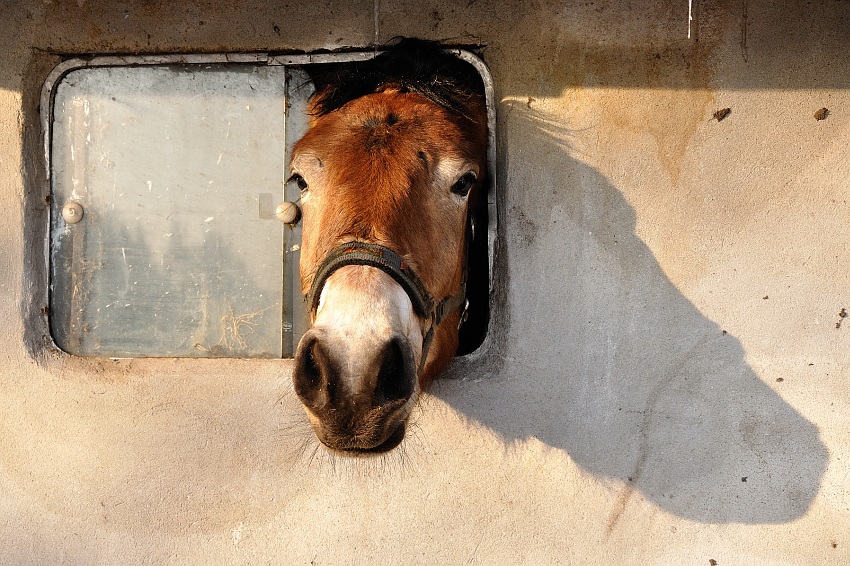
[290,40,489,453]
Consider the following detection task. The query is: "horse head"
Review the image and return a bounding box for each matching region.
[290,41,488,452]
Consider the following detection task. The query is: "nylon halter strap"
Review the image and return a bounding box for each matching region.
[306,241,468,375]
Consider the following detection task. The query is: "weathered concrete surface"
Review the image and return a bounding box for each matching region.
[1,0,848,564]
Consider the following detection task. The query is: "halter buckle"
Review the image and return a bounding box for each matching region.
[458,299,470,330]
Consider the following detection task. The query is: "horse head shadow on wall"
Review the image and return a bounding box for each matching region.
[439,102,828,526]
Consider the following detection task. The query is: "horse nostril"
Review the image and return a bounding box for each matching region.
[376,336,415,403]
[294,333,332,408]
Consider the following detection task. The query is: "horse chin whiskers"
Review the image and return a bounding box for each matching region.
[298,438,420,480]
[284,390,427,477]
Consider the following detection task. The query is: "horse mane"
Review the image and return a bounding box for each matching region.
[305,39,485,120]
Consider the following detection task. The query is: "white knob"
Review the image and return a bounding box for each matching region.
[275,201,301,226]
[61,202,84,224]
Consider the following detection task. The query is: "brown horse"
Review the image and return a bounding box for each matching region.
[290,41,488,453]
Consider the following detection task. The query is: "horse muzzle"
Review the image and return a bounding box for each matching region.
[293,327,418,452]
[292,241,467,453]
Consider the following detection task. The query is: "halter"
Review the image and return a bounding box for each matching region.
[306,234,470,375]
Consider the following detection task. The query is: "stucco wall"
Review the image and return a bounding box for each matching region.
[1,1,848,564]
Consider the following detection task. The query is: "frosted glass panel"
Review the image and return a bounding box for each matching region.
[49,64,293,357]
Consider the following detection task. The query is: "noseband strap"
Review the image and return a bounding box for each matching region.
[307,242,433,318]
[306,241,468,374]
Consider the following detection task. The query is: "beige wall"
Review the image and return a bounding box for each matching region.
[1,1,848,564]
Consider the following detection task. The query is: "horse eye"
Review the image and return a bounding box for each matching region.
[289,173,309,192]
[451,172,477,197]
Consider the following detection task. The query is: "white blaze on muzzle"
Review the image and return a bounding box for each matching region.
[313,265,425,385]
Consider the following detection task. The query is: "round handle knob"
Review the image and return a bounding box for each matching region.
[275,201,301,227]
[61,202,84,224]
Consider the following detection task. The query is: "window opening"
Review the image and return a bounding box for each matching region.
[43,50,496,358]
